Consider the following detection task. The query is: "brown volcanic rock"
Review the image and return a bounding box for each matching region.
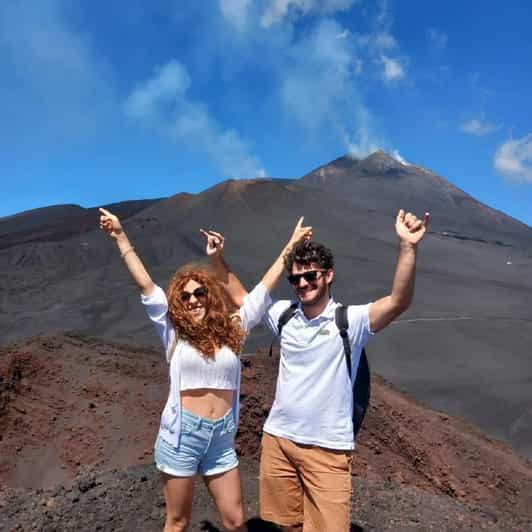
[1,335,531,530]
[2,460,529,531]
[0,334,166,491]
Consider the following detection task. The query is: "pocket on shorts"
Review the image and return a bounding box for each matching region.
[180,418,197,435]
[224,413,236,434]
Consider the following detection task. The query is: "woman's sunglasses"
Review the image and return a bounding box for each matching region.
[287,270,327,285]
[179,286,209,303]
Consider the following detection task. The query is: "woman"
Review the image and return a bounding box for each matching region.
[98,207,311,532]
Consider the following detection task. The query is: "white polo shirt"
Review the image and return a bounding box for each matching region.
[263,297,373,450]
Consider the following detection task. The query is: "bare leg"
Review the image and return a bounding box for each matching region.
[203,466,245,531]
[161,472,196,532]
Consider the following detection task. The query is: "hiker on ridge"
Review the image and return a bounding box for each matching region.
[208,209,429,532]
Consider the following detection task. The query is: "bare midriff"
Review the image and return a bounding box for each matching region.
[181,388,234,419]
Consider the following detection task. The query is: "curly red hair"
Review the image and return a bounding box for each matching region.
[166,264,245,359]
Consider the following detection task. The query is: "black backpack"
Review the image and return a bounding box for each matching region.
[270,302,371,439]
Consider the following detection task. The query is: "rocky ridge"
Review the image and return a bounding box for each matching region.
[1,334,531,530]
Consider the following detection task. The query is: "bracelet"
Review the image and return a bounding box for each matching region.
[120,246,135,259]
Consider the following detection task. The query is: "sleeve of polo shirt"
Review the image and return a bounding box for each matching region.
[238,282,273,334]
[262,299,293,336]
[347,303,374,349]
[140,284,176,363]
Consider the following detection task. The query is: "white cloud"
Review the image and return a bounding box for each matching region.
[374,31,396,50]
[427,27,448,48]
[352,0,407,83]
[260,0,356,28]
[124,60,265,180]
[337,28,350,39]
[279,19,354,129]
[380,54,405,81]
[176,1,399,160]
[391,150,409,165]
[345,107,382,158]
[0,0,114,139]
[375,0,391,26]
[494,135,532,183]
[277,18,390,159]
[218,0,252,31]
[346,138,380,159]
[461,118,499,136]
[124,61,190,120]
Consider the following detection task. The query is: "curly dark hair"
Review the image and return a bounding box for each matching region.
[284,240,334,272]
[166,264,245,359]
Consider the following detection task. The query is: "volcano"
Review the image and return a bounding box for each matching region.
[1,152,531,463]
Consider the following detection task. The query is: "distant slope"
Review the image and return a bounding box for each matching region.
[300,151,532,248]
[0,199,161,250]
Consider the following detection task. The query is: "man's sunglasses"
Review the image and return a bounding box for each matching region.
[180,286,209,303]
[287,270,327,285]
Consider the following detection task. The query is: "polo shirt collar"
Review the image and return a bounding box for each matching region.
[295,296,337,321]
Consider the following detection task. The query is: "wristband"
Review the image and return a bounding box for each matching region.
[120,246,135,259]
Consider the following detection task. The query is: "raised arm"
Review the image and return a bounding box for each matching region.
[201,229,249,307]
[369,209,430,333]
[202,218,312,304]
[99,208,155,296]
[260,217,312,292]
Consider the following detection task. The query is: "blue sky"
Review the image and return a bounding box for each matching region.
[2,0,532,226]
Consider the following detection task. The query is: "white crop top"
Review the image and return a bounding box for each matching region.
[179,344,239,391]
[140,281,272,449]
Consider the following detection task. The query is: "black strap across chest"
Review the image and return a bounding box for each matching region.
[270,301,371,437]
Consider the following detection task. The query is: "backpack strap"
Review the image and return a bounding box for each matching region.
[335,305,352,379]
[335,304,371,437]
[268,302,298,357]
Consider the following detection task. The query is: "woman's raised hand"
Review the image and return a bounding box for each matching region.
[99,208,123,239]
[200,229,225,258]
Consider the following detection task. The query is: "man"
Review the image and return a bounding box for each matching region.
[205,209,429,531]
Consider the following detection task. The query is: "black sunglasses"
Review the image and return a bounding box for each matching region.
[180,286,209,303]
[287,270,327,285]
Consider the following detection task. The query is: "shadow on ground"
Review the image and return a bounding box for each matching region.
[200,517,364,531]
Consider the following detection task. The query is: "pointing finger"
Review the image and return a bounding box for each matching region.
[207,230,224,240]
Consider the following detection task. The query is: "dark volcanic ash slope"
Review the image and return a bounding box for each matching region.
[1,335,531,531]
[301,151,532,248]
[1,153,532,461]
[0,199,159,250]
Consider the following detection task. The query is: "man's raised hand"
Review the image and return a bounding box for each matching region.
[395,210,430,246]
[99,208,123,239]
[200,229,225,257]
[288,217,313,249]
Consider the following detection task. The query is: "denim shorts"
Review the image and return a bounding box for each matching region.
[154,408,238,477]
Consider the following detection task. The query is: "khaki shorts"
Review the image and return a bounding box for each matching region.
[259,432,353,531]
